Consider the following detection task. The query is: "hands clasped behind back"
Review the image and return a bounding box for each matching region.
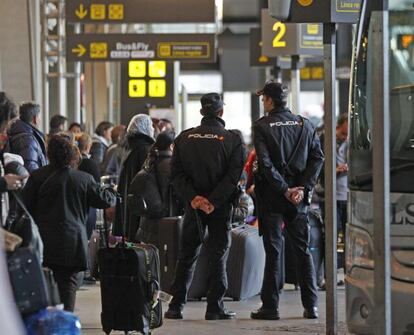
[191,195,215,215]
[284,186,304,206]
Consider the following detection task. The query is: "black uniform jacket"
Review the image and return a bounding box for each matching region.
[254,107,324,211]
[23,165,116,270]
[171,115,244,209]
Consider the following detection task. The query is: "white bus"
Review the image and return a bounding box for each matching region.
[346,0,414,333]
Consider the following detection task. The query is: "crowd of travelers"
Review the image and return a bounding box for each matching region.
[0,82,350,331]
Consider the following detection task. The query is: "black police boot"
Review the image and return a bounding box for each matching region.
[164,307,183,320]
[303,307,319,319]
[205,309,236,320]
[250,308,280,320]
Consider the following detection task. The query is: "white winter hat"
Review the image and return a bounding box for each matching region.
[127,114,154,138]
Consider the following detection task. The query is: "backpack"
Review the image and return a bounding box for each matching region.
[127,163,164,218]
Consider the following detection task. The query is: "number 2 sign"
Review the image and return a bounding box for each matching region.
[261,9,323,57]
[272,22,287,48]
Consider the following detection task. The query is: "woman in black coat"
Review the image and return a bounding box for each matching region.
[113,114,155,240]
[136,130,182,244]
[23,135,116,312]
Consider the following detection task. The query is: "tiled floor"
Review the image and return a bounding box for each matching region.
[76,284,347,335]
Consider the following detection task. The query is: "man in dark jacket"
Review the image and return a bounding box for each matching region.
[23,135,116,312]
[164,93,244,321]
[49,114,67,136]
[7,102,47,173]
[250,81,324,320]
[90,121,113,170]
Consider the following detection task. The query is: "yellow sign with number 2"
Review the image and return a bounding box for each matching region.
[272,22,287,48]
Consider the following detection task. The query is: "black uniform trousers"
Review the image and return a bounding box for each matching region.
[259,205,318,311]
[169,204,231,313]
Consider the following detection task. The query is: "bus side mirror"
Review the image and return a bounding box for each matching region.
[268,0,292,20]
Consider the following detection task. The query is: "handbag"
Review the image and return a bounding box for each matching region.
[6,191,44,263]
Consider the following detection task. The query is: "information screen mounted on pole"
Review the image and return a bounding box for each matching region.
[261,9,323,57]
[66,0,216,24]
[66,34,216,63]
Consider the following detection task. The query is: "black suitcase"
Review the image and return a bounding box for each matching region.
[187,241,209,300]
[99,191,162,335]
[156,216,184,293]
[284,209,324,287]
[98,244,162,335]
[7,247,49,315]
[226,225,282,300]
[284,230,299,286]
[309,210,325,287]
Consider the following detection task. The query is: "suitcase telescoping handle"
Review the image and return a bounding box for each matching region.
[103,208,110,248]
[103,192,126,248]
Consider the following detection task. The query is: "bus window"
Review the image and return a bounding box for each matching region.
[349,9,414,192]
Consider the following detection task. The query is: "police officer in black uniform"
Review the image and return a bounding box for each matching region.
[164,93,244,320]
[250,81,324,320]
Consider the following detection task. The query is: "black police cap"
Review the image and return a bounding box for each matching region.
[256,80,288,103]
[200,93,224,115]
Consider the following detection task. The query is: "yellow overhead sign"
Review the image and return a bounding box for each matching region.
[129,61,146,78]
[72,44,86,57]
[148,61,166,78]
[307,24,319,35]
[157,42,210,59]
[75,4,88,19]
[300,66,324,80]
[90,4,106,20]
[129,80,146,97]
[149,80,166,97]
[108,4,124,20]
[127,61,168,98]
[90,42,108,58]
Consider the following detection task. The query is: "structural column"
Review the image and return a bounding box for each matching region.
[371,3,391,334]
[323,22,338,335]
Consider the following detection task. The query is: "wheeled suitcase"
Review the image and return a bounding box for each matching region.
[187,241,209,300]
[188,225,283,301]
[156,216,184,293]
[88,209,108,279]
[284,209,324,287]
[284,230,298,286]
[7,247,49,315]
[98,189,162,335]
[88,229,101,279]
[98,244,162,335]
[226,225,268,300]
[308,209,324,287]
